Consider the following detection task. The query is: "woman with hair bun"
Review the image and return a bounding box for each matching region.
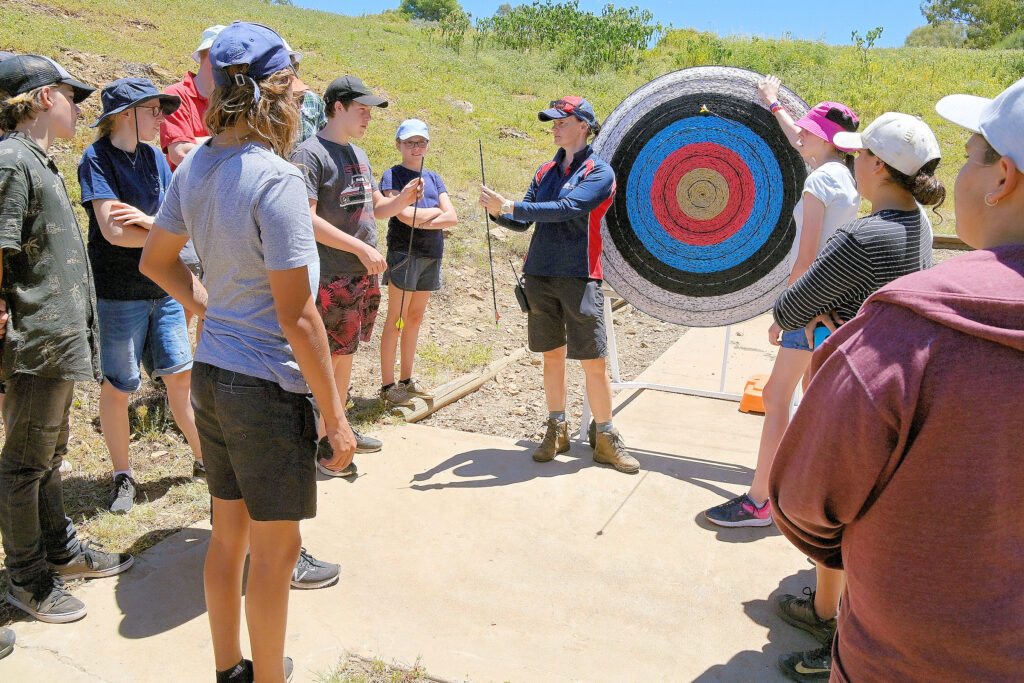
[140,21,354,683]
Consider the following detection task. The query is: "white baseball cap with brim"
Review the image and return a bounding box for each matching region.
[192,25,226,63]
[833,112,941,176]
[935,77,1024,170]
[397,119,429,140]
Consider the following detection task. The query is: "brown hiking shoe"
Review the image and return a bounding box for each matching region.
[592,429,639,474]
[532,419,569,462]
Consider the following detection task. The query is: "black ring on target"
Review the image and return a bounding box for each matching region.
[594,67,810,326]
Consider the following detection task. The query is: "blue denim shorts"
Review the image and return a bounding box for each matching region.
[97,296,193,393]
[780,325,831,351]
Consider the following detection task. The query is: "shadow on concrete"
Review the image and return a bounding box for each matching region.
[409,443,590,490]
[693,567,820,682]
[691,510,782,543]
[116,527,210,638]
[409,437,759,498]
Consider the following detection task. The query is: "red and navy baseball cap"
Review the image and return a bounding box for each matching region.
[0,54,95,103]
[538,96,598,130]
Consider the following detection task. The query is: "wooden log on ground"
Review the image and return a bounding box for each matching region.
[933,234,970,250]
[391,346,530,423]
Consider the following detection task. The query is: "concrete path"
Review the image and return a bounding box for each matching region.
[1,314,822,682]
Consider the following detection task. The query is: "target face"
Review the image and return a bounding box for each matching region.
[594,67,810,326]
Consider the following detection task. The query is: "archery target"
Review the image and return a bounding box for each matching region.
[594,67,810,326]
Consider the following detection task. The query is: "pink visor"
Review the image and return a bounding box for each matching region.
[795,102,860,152]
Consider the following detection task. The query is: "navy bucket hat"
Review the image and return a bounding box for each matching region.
[90,78,181,128]
[538,96,598,131]
[209,21,292,103]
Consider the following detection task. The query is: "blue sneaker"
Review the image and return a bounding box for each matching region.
[704,493,773,527]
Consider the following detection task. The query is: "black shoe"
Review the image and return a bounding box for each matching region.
[109,473,139,513]
[775,587,837,644]
[0,626,13,660]
[6,571,86,624]
[50,540,134,581]
[216,657,293,682]
[291,547,340,590]
[778,640,833,682]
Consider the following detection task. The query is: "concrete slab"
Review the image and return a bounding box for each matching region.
[0,314,820,682]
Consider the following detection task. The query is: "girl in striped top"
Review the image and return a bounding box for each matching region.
[705,76,861,530]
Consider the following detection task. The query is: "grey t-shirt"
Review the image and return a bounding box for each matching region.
[290,134,378,276]
[155,141,319,394]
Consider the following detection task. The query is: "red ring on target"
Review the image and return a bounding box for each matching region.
[650,143,756,246]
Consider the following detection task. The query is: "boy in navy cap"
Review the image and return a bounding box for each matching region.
[0,55,134,625]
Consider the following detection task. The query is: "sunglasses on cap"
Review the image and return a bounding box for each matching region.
[825,106,859,133]
[550,99,577,114]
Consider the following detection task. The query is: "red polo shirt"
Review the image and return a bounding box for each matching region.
[160,71,208,171]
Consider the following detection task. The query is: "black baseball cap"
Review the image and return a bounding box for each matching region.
[324,75,387,108]
[0,54,95,103]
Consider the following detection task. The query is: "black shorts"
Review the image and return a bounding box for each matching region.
[383,250,442,292]
[191,362,318,521]
[524,274,607,360]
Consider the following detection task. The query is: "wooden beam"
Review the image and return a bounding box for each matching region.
[933,234,971,251]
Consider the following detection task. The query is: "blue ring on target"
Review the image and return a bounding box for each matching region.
[625,117,783,274]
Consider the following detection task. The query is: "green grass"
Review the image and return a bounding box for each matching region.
[415,340,493,382]
[6,1,1023,235]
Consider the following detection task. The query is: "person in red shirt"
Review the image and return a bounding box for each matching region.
[160,25,223,171]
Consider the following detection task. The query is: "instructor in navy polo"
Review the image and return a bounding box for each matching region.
[480,96,638,473]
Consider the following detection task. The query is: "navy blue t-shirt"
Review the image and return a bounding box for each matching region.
[78,136,172,300]
[380,165,448,259]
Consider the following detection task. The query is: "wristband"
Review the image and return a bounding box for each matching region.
[501,199,514,216]
[769,101,784,115]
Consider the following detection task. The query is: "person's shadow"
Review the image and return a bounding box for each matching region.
[410,440,590,490]
[693,567,822,682]
[115,526,212,638]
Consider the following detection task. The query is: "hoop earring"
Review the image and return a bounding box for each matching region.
[985,193,999,207]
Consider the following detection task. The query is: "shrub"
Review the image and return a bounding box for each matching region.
[399,0,463,22]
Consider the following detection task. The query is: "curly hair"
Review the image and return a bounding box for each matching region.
[204,66,298,158]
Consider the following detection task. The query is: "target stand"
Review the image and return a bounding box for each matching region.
[576,66,810,440]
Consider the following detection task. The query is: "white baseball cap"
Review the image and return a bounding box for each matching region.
[935,77,1024,170]
[833,112,941,176]
[192,25,226,63]
[396,118,430,140]
[281,38,304,65]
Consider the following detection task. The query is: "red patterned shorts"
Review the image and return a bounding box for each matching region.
[316,274,380,356]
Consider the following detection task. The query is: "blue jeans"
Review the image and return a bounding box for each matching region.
[780,325,831,351]
[0,374,81,584]
[97,296,193,393]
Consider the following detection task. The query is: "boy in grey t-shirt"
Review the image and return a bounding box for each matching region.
[289,75,421,463]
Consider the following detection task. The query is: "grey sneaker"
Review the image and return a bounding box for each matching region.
[592,428,640,474]
[380,382,415,407]
[775,587,838,644]
[291,547,340,589]
[533,419,570,462]
[109,473,138,513]
[0,626,14,660]
[316,437,357,478]
[401,378,434,399]
[6,572,86,624]
[50,541,134,581]
[353,428,382,453]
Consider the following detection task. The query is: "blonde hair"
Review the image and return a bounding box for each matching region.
[0,86,46,130]
[94,115,116,140]
[204,66,298,158]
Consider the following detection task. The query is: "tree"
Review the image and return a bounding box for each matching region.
[905,21,966,46]
[921,0,1024,47]
[399,0,463,21]
[496,3,513,16]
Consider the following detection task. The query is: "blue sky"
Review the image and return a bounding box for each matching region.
[293,0,930,47]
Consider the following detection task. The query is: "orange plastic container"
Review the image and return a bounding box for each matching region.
[739,374,769,414]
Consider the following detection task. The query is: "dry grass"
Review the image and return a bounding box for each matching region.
[314,654,481,683]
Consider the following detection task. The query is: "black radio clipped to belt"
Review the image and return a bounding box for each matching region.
[509,259,530,313]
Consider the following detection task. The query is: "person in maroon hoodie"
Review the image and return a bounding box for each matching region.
[770,75,1024,683]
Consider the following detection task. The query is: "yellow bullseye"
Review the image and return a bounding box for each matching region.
[676,168,729,220]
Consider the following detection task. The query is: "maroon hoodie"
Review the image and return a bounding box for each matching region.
[770,245,1024,682]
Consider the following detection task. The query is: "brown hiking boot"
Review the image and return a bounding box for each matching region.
[532,419,569,462]
[592,429,639,474]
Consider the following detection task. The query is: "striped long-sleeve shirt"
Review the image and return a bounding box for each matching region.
[774,208,933,331]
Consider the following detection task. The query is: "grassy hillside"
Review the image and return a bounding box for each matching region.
[3,0,1024,236]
